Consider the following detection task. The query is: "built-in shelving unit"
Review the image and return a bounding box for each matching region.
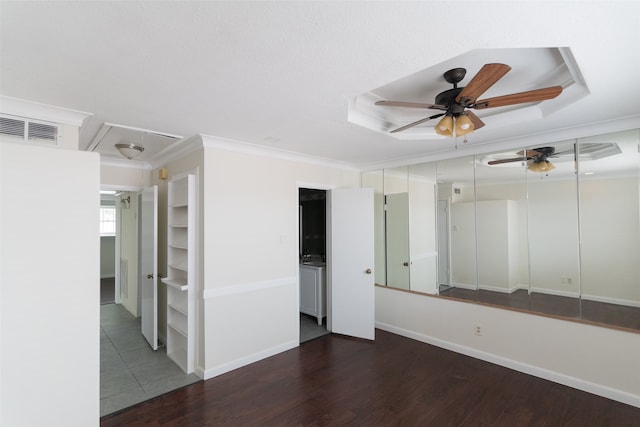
[161,173,196,374]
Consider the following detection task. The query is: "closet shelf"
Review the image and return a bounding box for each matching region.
[161,278,188,291]
[168,322,187,337]
[168,303,188,316]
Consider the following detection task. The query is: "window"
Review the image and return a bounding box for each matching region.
[100,206,116,236]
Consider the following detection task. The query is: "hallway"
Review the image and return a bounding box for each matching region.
[100,303,200,417]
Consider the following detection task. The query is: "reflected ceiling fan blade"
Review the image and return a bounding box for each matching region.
[473,86,563,109]
[390,113,445,133]
[375,100,447,110]
[516,149,543,157]
[456,63,511,105]
[487,157,531,165]
[465,111,485,130]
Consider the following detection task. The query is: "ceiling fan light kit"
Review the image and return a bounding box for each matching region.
[435,115,454,136]
[528,159,556,173]
[376,62,563,137]
[454,113,475,136]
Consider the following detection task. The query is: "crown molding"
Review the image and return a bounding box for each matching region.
[148,134,204,169]
[200,134,360,172]
[0,96,93,127]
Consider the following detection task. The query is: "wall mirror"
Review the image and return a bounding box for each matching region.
[366,129,640,332]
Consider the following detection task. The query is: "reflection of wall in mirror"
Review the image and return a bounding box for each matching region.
[579,176,640,306]
[408,175,437,294]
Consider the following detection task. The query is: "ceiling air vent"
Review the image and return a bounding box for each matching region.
[0,114,61,145]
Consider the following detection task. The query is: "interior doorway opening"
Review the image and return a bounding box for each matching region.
[98,186,198,417]
[298,187,330,343]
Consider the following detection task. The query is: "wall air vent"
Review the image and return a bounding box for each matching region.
[0,114,62,145]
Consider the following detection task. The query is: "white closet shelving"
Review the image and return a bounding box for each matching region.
[161,173,196,374]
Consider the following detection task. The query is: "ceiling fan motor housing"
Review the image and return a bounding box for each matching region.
[435,88,466,115]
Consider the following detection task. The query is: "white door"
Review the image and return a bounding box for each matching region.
[327,187,375,340]
[385,192,410,289]
[140,185,158,350]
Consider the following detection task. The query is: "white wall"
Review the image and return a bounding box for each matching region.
[579,176,640,305]
[101,161,151,189]
[0,142,100,426]
[100,236,116,278]
[199,141,360,378]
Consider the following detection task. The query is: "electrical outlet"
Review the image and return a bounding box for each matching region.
[474,324,482,336]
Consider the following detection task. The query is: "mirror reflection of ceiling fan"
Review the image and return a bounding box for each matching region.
[375,63,563,136]
[487,146,575,173]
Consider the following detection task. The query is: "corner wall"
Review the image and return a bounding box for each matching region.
[1,143,101,426]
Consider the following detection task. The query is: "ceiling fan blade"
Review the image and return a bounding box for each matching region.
[487,157,531,165]
[390,113,445,133]
[465,111,485,130]
[516,149,543,157]
[456,63,511,106]
[473,86,563,109]
[376,100,447,110]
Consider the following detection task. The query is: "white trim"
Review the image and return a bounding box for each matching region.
[202,339,299,380]
[375,321,640,409]
[450,282,476,290]
[149,134,203,169]
[100,184,144,193]
[0,96,92,127]
[297,181,337,191]
[478,284,513,294]
[581,293,640,308]
[201,134,359,172]
[478,283,528,294]
[530,287,580,299]
[202,276,297,300]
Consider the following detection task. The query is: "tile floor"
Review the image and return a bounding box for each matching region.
[300,313,330,343]
[100,303,200,417]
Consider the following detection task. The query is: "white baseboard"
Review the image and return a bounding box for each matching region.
[375,321,640,409]
[450,282,476,290]
[530,287,580,299]
[581,293,640,308]
[202,339,299,380]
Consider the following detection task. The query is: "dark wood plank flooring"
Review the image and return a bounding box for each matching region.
[101,330,640,426]
[439,288,640,332]
[101,277,115,305]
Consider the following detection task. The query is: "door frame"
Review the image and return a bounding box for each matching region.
[101,185,143,305]
[437,198,452,290]
[296,182,335,340]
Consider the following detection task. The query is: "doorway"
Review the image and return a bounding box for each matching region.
[99,187,199,417]
[437,199,451,292]
[298,188,330,343]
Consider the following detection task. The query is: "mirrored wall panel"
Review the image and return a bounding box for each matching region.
[365,129,640,332]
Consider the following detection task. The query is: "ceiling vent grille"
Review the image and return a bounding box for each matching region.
[0,114,61,145]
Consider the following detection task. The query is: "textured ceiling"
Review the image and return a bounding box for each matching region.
[1,1,640,169]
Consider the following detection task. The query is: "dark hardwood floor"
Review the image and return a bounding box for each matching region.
[101,330,640,426]
[439,287,640,332]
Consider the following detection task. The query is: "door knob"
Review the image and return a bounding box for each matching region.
[365,268,372,274]
[147,273,154,279]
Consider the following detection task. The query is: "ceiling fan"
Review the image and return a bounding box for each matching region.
[487,146,574,173]
[375,63,563,136]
